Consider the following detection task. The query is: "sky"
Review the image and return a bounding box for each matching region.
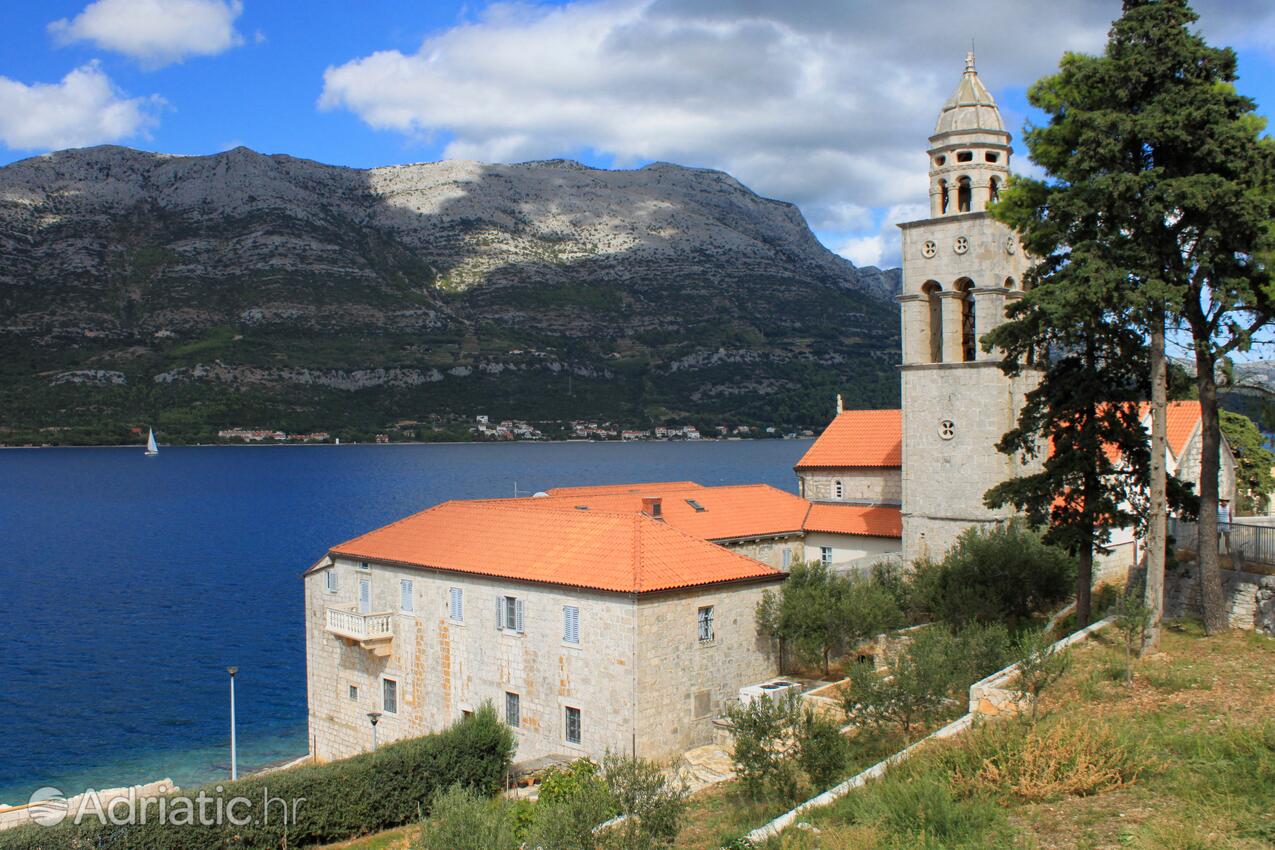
[3,0,1275,270]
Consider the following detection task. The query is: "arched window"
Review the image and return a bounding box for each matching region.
[834,480,844,500]
[957,177,972,213]
[1004,276,1016,290]
[955,278,976,362]
[988,177,1000,204]
[922,281,943,363]
[939,179,950,214]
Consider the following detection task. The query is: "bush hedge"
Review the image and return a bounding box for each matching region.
[0,705,514,850]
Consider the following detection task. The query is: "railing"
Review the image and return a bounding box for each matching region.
[1168,516,1275,567]
[326,606,393,640]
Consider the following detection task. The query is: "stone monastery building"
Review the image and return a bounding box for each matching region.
[304,54,1238,768]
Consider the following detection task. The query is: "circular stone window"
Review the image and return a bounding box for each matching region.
[922,240,937,258]
[953,236,969,255]
[939,419,956,440]
[1005,235,1017,255]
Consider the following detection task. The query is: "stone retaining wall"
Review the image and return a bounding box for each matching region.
[1165,564,1275,635]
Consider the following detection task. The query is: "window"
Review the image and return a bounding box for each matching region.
[358,560,370,571]
[565,707,581,744]
[324,570,337,593]
[400,579,414,612]
[834,480,844,500]
[505,692,520,727]
[985,151,1000,163]
[449,587,464,622]
[821,546,832,566]
[382,678,398,714]
[563,605,580,645]
[956,150,973,162]
[348,685,358,701]
[499,595,525,633]
[782,547,792,569]
[697,606,715,642]
[957,176,972,212]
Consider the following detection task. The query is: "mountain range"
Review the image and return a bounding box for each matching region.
[0,145,901,444]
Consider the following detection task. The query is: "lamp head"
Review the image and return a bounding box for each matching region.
[367,712,382,726]
[227,666,238,676]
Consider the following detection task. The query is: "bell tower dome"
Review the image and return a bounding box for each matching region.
[896,53,1037,562]
[928,52,1012,217]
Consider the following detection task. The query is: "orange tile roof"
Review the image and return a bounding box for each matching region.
[503,484,811,541]
[544,481,704,497]
[803,503,903,538]
[794,409,902,470]
[326,501,783,594]
[1164,400,1202,458]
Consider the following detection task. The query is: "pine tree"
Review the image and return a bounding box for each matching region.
[990,0,1275,636]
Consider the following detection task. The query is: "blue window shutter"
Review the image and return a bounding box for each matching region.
[497,596,503,630]
[515,598,525,633]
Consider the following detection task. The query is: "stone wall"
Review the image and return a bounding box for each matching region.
[634,580,781,759]
[1164,564,1275,634]
[306,557,637,765]
[722,534,805,570]
[900,361,1038,562]
[798,469,902,504]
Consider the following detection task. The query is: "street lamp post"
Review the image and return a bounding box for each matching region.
[367,712,382,752]
[227,667,238,781]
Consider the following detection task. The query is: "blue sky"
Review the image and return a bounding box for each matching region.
[3,0,1275,269]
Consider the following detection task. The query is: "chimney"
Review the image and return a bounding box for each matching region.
[835,393,844,414]
[641,497,663,520]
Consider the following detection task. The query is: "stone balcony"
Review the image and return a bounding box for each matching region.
[325,605,394,656]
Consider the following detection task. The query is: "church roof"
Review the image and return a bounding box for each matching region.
[794,409,902,470]
[804,503,903,538]
[934,52,1004,135]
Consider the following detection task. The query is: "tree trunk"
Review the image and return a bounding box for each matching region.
[1195,347,1230,634]
[1076,539,1093,629]
[1143,314,1167,654]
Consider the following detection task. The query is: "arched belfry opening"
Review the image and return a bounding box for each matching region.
[957,177,972,213]
[988,177,1001,205]
[955,278,976,362]
[939,179,949,214]
[922,281,943,363]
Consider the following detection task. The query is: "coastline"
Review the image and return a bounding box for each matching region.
[0,436,809,450]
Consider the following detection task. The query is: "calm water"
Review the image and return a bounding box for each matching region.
[0,439,807,804]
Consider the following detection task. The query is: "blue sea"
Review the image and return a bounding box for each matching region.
[0,439,807,805]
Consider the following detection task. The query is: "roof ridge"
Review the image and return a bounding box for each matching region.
[328,501,451,551]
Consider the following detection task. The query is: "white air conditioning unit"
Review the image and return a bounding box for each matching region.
[738,679,802,706]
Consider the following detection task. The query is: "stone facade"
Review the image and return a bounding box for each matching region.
[720,534,806,570]
[634,582,778,756]
[1174,428,1238,506]
[306,557,781,764]
[797,469,902,504]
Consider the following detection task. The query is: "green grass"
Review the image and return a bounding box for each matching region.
[763,624,1275,850]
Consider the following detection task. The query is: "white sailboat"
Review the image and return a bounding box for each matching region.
[144,428,159,456]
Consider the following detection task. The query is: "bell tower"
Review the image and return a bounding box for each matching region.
[897,52,1036,561]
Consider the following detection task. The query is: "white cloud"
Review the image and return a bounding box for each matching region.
[837,234,884,268]
[319,0,1275,265]
[0,62,163,151]
[49,0,244,68]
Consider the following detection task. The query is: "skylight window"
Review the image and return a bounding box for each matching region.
[686,499,706,512]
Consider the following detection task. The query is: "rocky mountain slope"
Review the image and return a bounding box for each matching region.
[0,145,900,443]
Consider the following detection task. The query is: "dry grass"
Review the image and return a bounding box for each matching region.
[952,719,1141,802]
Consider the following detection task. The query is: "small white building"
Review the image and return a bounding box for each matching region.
[305,500,783,765]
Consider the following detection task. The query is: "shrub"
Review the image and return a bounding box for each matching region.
[910,522,1076,627]
[844,623,1013,740]
[525,767,614,850]
[598,753,687,850]
[1113,588,1153,683]
[726,692,801,798]
[1012,628,1072,724]
[757,563,903,676]
[0,705,515,850]
[796,707,852,790]
[949,718,1141,801]
[414,785,519,850]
